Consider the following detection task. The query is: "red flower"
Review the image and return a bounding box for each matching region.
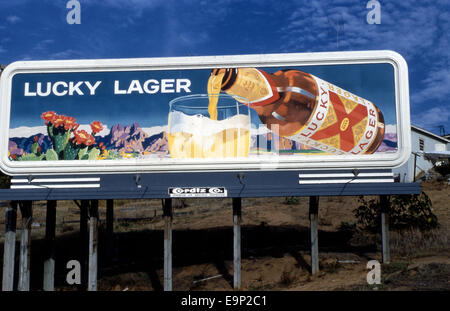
[63,116,78,131]
[34,136,38,143]
[73,130,89,145]
[74,130,95,146]
[84,135,95,146]
[90,121,103,135]
[41,111,56,123]
[11,154,17,160]
[37,146,42,153]
[52,115,66,128]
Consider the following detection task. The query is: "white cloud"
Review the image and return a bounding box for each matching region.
[6,15,21,24]
[412,106,450,131]
[385,124,397,135]
[141,125,168,137]
[9,126,47,138]
[10,124,110,138]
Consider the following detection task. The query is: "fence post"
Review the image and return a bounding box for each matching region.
[380,195,391,264]
[43,200,57,291]
[2,201,18,291]
[18,201,33,291]
[309,196,319,275]
[106,199,114,262]
[163,199,173,291]
[88,200,99,291]
[79,200,89,290]
[233,197,242,289]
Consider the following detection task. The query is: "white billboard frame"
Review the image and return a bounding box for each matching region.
[0,50,411,176]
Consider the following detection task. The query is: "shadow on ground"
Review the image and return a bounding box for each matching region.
[0,224,377,291]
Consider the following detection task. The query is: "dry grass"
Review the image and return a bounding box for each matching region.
[390,227,450,258]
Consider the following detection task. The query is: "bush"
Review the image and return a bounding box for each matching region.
[283,196,300,205]
[354,192,438,232]
[434,162,450,177]
[0,172,10,189]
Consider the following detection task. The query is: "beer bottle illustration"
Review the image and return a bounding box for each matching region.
[207,68,385,155]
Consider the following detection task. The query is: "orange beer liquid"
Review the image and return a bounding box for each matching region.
[167,72,250,159]
[168,128,249,158]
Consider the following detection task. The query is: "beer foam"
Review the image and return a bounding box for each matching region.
[169,111,250,136]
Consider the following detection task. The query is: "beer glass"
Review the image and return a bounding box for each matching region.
[168,94,250,158]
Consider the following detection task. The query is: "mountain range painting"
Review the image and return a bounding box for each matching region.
[8,110,398,161]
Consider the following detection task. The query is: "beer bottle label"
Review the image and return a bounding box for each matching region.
[226,68,280,106]
[287,76,383,155]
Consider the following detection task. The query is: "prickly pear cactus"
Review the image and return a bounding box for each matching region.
[18,154,45,161]
[78,147,89,160]
[45,149,58,161]
[63,143,78,160]
[31,142,39,154]
[88,148,100,160]
[53,131,71,154]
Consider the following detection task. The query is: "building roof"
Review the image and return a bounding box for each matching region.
[411,125,450,144]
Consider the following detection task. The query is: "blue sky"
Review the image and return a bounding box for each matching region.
[0,0,449,135]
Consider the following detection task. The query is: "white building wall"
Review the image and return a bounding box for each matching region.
[393,128,449,182]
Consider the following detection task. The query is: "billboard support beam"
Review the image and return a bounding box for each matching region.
[163,199,173,291]
[380,195,391,264]
[43,200,56,291]
[309,196,319,275]
[233,198,242,289]
[106,199,114,263]
[88,200,99,291]
[79,200,89,290]
[18,201,33,291]
[2,201,18,291]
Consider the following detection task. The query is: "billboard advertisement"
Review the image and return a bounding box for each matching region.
[0,51,411,176]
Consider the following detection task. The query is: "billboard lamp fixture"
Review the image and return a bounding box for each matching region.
[134,174,142,188]
[237,172,245,185]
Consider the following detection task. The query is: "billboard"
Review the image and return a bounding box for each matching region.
[0,51,411,176]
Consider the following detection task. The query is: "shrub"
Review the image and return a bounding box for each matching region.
[0,172,10,189]
[284,196,300,205]
[434,162,450,177]
[354,192,438,232]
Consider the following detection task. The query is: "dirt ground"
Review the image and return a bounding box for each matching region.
[0,180,448,291]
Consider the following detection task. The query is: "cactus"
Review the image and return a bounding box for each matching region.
[17,111,108,162]
[31,141,39,154]
[53,130,71,154]
[63,143,79,160]
[18,154,45,161]
[88,148,100,160]
[45,149,58,161]
[78,147,89,160]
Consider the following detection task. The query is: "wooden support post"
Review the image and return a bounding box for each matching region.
[163,199,173,291]
[43,200,57,291]
[79,200,89,290]
[309,196,319,275]
[88,200,99,291]
[106,199,114,262]
[380,195,391,264]
[2,201,18,291]
[18,201,33,291]
[233,197,242,289]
